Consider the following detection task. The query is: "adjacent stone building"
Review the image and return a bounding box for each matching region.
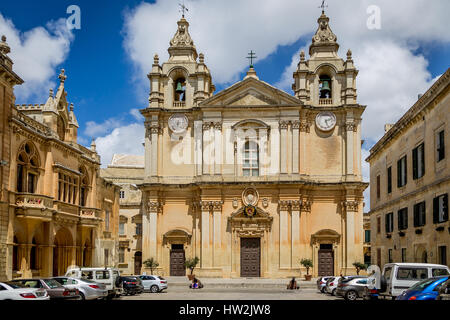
[126,11,368,278]
[0,36,120,281]
[366,69,449,268]
[100,154,145,275]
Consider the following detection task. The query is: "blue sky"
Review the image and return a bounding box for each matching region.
[1,0,449,209]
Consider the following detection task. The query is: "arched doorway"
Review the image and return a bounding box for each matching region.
[134,251,142,275]
[311,229,341,277]
[53,228,73,276]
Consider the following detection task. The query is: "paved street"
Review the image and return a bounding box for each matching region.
[119,287,340,300]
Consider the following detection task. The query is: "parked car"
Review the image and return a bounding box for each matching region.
[9,278,80,300]
[65,267,122,299]
[336,276,368,301]
[0,282,49,300]
[376,263,449,299]
[317,276,333,293]
[396,276,450,300]
[325,277,340,295]
[120,276,144,296]
[53,276,108,300]
[437,277,450,300]
[138,275,168,293]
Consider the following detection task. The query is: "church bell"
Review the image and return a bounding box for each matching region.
[176,82,184,94]
[320,80,331,95]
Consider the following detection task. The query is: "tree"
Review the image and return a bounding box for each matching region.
[353,262,368,275]
[300,258,313,275]
[143,257,159,274]
[184,257,200,275]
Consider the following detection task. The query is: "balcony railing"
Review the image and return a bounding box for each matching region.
[319,98,333,105]
[15,193,54,209]
[173,101,186,107]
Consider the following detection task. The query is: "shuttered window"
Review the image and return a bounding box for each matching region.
[433,194,448,223]
[437,130,445,162]
[412,143,425,179]
[385,212,394,233]
[413,201,426,227]
[387,166,392,194]
[397,156,407,187]
[398,207,408,230]
[376,175,381,199]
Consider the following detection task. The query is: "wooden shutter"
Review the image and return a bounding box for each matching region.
[385,214,389,233]
[433,196,439,223]
[412,147,418,179]
[444,194,449,221]
[404,157,407,185]
[421,143,425,177]
[397,159,401,187]
[414,204,419,227]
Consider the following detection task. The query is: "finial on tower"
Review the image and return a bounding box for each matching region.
[49,88,54,98]
[347,49,352,60]
[179,1,188,18]
[199,53,204,64]
[319,0,328,14]
[0,35,11,55]
[300,50,305,62]
[58,69,67,84]
[153,54,159,65]
[70,103,74,112]
[90,139,97,152]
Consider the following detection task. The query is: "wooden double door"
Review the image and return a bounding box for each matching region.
[240,238,261,277]
[318,249,334,276]
[170,245,186,276]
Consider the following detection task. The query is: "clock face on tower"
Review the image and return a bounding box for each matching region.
[168,113,188,134]
[315,111,336,131]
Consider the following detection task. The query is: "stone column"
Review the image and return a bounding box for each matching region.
[346,121,356,176]
[150,124,160,177]
[214,122,222,175]
[291,200,301,268]
[200,201,211,268]
[258,128,268,176]
[300,199,311,256]
[292,121,300,174]
[144,124,152,177]
[194,121,203,176]
[279,200,290,268]
[142,200,160,263]
[343,200,358,272]
[212,201,223,268]
[202,123,211,175]
[279,121,288,174]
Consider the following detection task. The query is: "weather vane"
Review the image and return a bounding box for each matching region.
[319,0,328,13]
[247,50,257,68]
[179,1,188,18]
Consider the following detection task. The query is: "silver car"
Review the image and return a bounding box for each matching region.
[53,277,108,300]
[138,275,168,293]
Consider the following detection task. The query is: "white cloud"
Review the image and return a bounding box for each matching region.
[95,123,145,167]
[84,118,124,138]
[0,13,74,102]
[130,108,144,121]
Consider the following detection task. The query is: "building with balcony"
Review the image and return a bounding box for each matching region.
[366,69,449,269]
[0,36,120,281]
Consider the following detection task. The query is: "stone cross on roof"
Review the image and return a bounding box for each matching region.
[247,50,257,68]
[58,69,67,84]
[179,1,188,18]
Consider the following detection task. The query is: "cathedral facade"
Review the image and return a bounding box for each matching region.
[131,11,368,278]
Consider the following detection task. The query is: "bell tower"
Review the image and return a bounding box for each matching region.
[148,17,215,109]
[292,10,358,106]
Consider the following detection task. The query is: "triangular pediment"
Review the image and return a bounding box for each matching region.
[200,77,303,107]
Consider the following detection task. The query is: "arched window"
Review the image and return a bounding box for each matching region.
[174,77,186,102]
[16,142,40,193]
[319,75,332,99]
[79,166,89,207]
[243,141,259,176]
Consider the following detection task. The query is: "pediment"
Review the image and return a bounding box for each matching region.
[229,206,272,221]
[200,77,303,107]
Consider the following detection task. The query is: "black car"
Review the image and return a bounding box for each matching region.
[120,276,144,295]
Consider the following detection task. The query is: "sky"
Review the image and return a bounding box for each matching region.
[1,0,449,209]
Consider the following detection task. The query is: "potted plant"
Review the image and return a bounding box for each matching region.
[352,262,368,275]
[184,257,200,280]
[143,257,159,275]
[300,258,313,281]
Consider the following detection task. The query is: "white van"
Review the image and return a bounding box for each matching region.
[380,263,450,298]
[65,267,122,299]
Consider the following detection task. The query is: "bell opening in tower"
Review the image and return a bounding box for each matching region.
[174,77,186,102]
[319,75,332,99]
